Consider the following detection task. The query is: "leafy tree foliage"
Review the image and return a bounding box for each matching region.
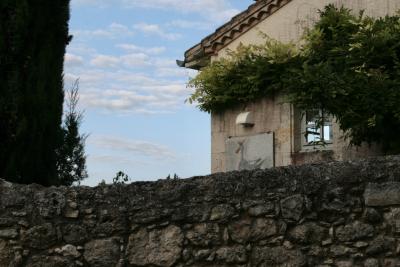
[112,171,131,185]
[188,5,400,153]
[188,40,298,112]
[56,80,88,186]
[0,0,76,185]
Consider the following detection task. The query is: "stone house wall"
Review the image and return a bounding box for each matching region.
[210,0,398,172]
[1,155,400,266]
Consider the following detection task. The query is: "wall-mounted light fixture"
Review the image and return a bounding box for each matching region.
[236,112,254,127]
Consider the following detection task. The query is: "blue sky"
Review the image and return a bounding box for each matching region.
[65,0,253,186]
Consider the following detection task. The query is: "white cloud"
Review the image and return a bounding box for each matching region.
[90,53,150,68]
[65,66,193,114]
[121,53,150,67]
[90,55,120,68]
[122,0,240,23]
[73,0,241,25]
[64,53,84,67]
[88,154,151,166]
[90,135,176,160]
[168,20,211,30]
[78,83,189,114]
[117,44,166,55]
[89,53,181,70]
[67,43,97,56]
[72,22,134,40]
[155,67,198,78]
[133,23,181,40]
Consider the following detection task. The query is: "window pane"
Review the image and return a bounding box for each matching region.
[306,127,320,143]
[323,125,333,141]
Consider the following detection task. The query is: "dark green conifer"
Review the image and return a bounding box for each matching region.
[0,0,72,185]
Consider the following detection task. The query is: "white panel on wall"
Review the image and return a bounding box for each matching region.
[225,133,274,172]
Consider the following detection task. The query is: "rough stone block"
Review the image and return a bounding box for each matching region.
[84,238,120,267]
[215,246,247,263]
[336,221,374,242]
[288,223,326,244]
[0,240,12,266]
[280,194,304,221]
[228,218,251,244]
[210,204,235,221]
[248,203,275,216]
[23,223,57,249]
[127,225,183,267]
[251,246,306,267]
[250,218,277,241]
[364,183,400,206]
[186,223,221,246]
[0,229,18,239]
[384,208,400,233]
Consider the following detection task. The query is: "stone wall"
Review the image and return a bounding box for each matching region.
[1,156,400,267]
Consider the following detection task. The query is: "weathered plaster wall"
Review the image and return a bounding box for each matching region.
[211,96,294,173]
[1,156,400,266]
[210,0,391,172]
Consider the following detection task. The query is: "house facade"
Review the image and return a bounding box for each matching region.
[180,0,399,173]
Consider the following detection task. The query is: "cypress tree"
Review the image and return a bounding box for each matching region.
[0,0,71,185]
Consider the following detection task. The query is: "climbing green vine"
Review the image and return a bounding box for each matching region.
[187,39,299,112]
[188,5,400,153]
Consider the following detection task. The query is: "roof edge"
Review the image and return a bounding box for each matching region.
[179,0,293,70]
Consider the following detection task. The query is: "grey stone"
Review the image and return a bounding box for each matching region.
[26,255,72,267]
[127,225,183,267]
[84,238,120,267]
[330,245,353,256]
[307,245,322,256]
[64,209,79,219]
[364,182,400,206]
[354,241,369,248]
[63,225,88,244]
[0,218,15,227]
[229,218,251,244]
[288,222,326,244]
[193,249,211,261]
[280,195,304,221]
[383,258,399,267]
[215,246,247,263]
[366,236,395,255]
[321,239,332,246]
[23,223,57,249]
[186,223,220,246]
[59,244,81,258]
[248,203,275,216]
[0,228,18,239]
[384,208,400,233]
[336,221,374,241]
[34,189,66,218]
[252,246,306,267]
[364,258,380,267]
[12,211,27,217]
[335,260,353,267]
[250,218,277,241]
[210,204,235,221]
[363,208,382,224]
[0,240,12,266]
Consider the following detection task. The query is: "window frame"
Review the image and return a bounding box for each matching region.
[301,109,333,150]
